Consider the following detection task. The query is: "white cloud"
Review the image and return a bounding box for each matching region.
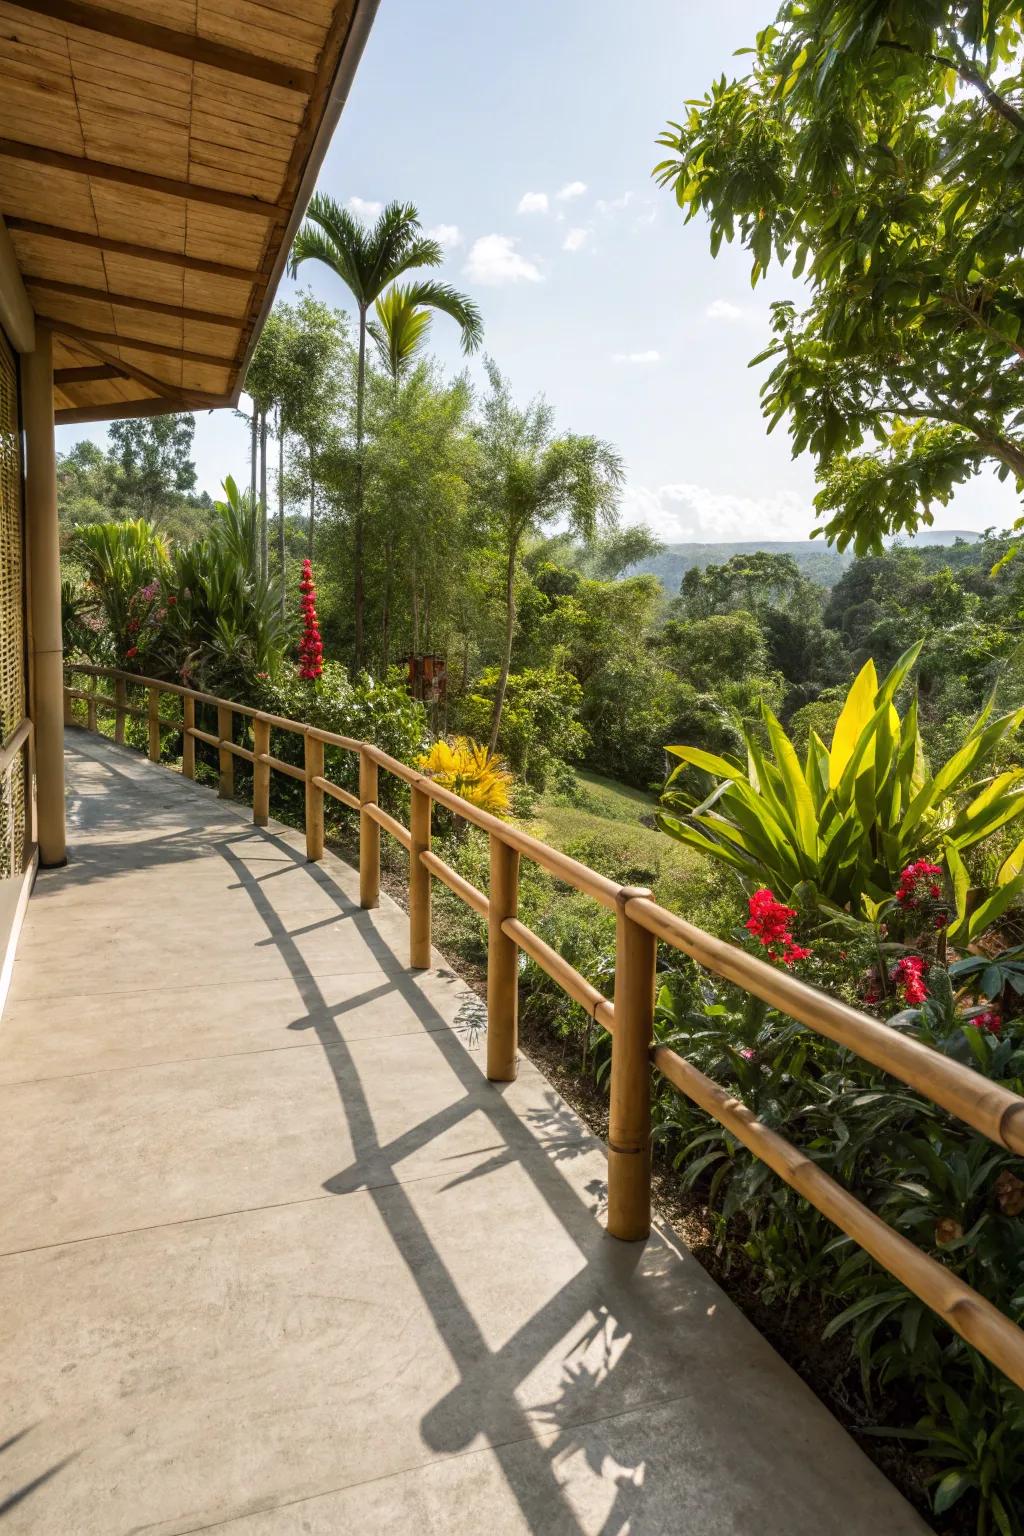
[347,195,382,219]
[622,482,810,542]
[563,227,589,252]
[556,180,587,201]
[517,191,549,214]
[428,223,463,249]
[596,191,633,215]
[613,349,660,364]
[706,298,744,322]
[464,234,542,285]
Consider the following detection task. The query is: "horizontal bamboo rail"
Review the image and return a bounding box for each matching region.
[63,661,1024,1393]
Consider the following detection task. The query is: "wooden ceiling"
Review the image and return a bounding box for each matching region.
[0,0,375,423]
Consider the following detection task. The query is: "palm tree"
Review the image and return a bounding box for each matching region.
[368,281,476,382]
[476,361,624,756]
[289,196,483,668]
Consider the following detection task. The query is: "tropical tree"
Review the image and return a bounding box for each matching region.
[288,196,483,666]
[72,518,169,664]
[475,361,624,755]
[654,2,1024,552]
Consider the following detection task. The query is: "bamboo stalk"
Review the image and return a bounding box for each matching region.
[217,705,233,799]
[422,849,488,917]
[252,717,270,826]
[359,747,379,910]
[363,801,411,850]
[147,687,161,762]
[409,782,432,969]
[654,1042,1024,1392]
[607,890,656,1242]
[182,695,195,779]
[313,775,359,810]
[487,835,520,1082]
[257,751,306,783]
[304,732,325,862]
[114,676,126,744]
[502,916,607,1019]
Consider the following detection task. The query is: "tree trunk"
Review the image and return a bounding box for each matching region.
[353,304,367,673]
[411,556,420,655]
[259,409,268,581]
[249,409,257,517]
[487,542,517,758]
[277,416,286,619]
[309,471,315,558]
[380,535,392,676]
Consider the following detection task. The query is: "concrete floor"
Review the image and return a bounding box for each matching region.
[0,731,928,1534]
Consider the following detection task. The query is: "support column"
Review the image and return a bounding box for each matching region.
[21,329,66,868]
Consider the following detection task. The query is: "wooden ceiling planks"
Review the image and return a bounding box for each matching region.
[0,0,366,422]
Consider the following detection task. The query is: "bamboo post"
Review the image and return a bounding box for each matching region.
[305,731,324,861]
[86,686,97,733]
[217,704,233,799]
[253,717,270,827]
[147,686,161,762]
[182,695,195,780]
[487,834,520,1082]
[607,888,657,1242]
[114,676,126,744]
[409,780,432,969]
[359,747,380,909]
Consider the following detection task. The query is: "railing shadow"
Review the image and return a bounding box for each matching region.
[212,830,692,1532]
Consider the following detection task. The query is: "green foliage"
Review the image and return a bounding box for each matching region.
[71,517,169,664]
[461,662,588,788]
[655,3,1024,549]
[660,644,1024,910]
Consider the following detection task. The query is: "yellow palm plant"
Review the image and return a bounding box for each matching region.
[417,737,513,816]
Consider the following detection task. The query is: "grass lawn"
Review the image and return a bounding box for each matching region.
[529,768,712,912]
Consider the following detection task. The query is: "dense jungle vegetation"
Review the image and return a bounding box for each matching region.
[59,4,1024,1530]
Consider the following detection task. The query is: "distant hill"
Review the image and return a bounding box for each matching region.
[631,530,984,594]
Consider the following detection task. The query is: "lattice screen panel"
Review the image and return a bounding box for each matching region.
[0,329,26,881]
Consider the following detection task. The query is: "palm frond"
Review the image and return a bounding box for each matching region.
[399,279,484,353]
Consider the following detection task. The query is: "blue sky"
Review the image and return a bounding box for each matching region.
[57,0,1021,542]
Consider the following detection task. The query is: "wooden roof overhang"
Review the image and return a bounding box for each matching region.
[0,0,378,423]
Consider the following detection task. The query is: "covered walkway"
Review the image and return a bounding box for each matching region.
[0,733,926,1534]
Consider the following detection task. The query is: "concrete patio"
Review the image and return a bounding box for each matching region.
[0,731,927,1534]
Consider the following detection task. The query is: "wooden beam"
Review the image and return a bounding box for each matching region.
[54,364,124,384]
[26,277,239,327]
[45,319,233,367]
[3,0,316,94]
[56,395,227,425]
[4,218,261,281]
[0,140,283,216]
[46,321,231,395]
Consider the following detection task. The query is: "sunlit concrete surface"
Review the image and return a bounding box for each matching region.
[0,731,928,1534]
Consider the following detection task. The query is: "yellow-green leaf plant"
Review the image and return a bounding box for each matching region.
[658,643,1024,913]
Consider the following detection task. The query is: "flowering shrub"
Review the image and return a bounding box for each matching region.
[745,888,811,967]
[417,738,514,816]
[297,559,323,680]
[896,858,942,909]
[890,953,929,1006]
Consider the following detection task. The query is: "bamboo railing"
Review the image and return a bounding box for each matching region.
[64,661,1024,1393]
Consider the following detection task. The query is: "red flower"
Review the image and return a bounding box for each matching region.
[296,558,324,681]
[896,860,944,912]
[167,595,177,607]
[970,1009,1002,1035]
[891,954,929,1006]
[125,646,139,659]
[746,888,811,968]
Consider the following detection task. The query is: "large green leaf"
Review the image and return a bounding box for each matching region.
[829,656,877,784]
